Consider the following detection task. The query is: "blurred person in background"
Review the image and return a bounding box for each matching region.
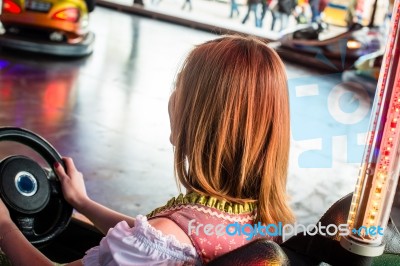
[260,0,270,27]
[230,0,240,18]
[242,0,262,27]
[182,0,193,11]
[270,0,296,31]
[309,0,320,22]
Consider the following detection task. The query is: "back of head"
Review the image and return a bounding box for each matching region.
[172,35,294,225]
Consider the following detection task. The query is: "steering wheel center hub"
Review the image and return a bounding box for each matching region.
[15,171,38,197]
[0,156,50,214]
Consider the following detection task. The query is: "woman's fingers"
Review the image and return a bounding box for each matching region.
[51,157,88,209]
[54,157,81,181]
[56,157,84,182]
[54,161,68,181]
[0,198,10,219]
[62,157,77,175]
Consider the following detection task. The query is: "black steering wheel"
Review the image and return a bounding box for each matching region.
[0,127,72,246]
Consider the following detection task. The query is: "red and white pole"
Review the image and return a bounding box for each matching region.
[341,0,400,256]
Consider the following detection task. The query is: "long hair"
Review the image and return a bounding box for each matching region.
[171,35,294,224]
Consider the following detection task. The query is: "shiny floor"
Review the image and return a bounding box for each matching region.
[0,7,398,227]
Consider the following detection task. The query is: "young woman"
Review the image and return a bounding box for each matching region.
[0,35,294,265]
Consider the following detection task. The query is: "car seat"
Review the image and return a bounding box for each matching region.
[207,193,400,265]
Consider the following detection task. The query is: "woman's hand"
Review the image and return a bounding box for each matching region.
[0,198,11,225]
[54,157,90,211]
[55,157,135,233]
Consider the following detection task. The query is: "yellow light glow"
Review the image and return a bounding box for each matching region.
[347,40,362,49]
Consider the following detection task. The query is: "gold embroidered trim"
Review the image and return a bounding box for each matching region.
[147,192,256,219]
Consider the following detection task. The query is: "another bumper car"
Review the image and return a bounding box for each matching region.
[342,49,383,96]
[0,0,95,56]
[276,23,384,70]
[276,0,388,70]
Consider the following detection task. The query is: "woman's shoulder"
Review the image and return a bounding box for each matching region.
[138,215,194,248]
[82,215,199,266]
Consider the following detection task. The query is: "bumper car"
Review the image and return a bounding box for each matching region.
[342,49,383,96]
[276,23,384,70]
[276,0,388,70]
[0,0,95,56]
[0,127,399,265]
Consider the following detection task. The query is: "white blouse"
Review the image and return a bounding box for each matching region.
[82,215,200,266]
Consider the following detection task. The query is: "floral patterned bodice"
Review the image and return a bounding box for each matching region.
[147,193,280,264]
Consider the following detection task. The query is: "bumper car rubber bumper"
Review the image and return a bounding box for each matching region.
[0,31,95,56]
